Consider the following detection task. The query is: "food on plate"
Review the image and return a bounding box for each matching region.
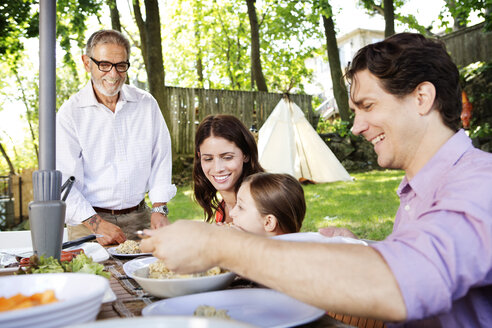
[0,289,58,312]
[1,249,84,269]
[193,305,231,319]
[16,253,110,279]
[115,240,141,254]
[148,260,223,279]
[18,249,84,268]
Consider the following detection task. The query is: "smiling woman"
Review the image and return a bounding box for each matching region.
[192,115,264,223]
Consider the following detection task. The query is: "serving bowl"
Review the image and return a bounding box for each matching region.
[127,257,235,298]
[0,273,108,328]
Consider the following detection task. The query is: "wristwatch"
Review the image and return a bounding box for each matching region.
[151,205,169,216]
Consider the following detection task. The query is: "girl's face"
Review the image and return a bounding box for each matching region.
[230,181,268,236]
[199,136,247,194]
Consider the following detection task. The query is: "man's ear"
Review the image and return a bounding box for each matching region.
[82,54,91,73]
[415,81,436,116]
[264,214,278,232]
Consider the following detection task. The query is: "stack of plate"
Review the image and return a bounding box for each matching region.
[0,273,108,328]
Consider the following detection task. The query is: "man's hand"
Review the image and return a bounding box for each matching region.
[150,212,170,229]
[82,214,126,245]
[318,226,357,239]
[140,220,217,274]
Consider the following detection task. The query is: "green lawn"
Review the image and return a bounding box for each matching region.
[167,169,405,241]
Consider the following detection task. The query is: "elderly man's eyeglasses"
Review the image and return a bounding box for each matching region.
[90,57,130,73]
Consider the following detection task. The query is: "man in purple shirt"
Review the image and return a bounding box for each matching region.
[140,33,492,327]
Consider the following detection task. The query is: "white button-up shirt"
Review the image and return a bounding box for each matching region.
[56,82,176,225]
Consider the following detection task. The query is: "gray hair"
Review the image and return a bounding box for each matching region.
[85,30,131,59]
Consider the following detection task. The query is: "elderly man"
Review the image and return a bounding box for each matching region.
[57,30,176,245]
[141,33,492,327]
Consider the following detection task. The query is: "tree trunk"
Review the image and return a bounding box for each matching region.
[133,0,149,80]
[0,143,16,175]
[215,8,236,88]
[106,0,122,32]
[322,13,350,122]
[383,0,395,37]
[196,50,204,88]
[246,0,268,92]
[143,0,171,128]
[106,0,129,84]
[13,70,39,161]
[193,1,204,87]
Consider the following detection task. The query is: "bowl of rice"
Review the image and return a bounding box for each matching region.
[129,257,236,298]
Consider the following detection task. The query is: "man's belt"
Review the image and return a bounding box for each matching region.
[93,200,144,215]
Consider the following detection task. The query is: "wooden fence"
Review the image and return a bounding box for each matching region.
[440,22,492,67]
[11,169,34,225]
[163,86,314,155]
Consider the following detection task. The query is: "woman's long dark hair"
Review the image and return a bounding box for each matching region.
[193,114,264,222]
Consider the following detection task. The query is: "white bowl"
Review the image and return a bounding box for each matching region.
[0,273,108,328]
[122,256,155,278]
[128,257,236,298]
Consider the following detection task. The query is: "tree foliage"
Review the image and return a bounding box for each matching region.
[2,0,491,175]
[160,0,321,93]
[0,0,102,174]
[440,0,492,32]
[358,0,435,35]
[0,0,37,62]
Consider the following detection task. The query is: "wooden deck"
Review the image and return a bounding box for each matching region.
[327,312,386,328]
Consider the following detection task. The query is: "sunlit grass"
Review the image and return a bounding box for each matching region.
[167,184,204,222]
[168,169,405,241]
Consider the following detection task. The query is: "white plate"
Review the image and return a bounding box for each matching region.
[107,246,152,258]
[271,232,368,245]
[102,286,117,303]
[0,230,68,249]
[142,288,325,328]
[66,316,257,328]
[0,266,19,274]
[0,273,108,328]
[66,242,109,262]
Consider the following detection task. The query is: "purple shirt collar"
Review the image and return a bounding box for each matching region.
[397,129,472,200]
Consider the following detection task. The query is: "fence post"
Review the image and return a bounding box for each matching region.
[19,176,23,223]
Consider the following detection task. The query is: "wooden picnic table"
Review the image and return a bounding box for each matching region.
[97,254,386,328]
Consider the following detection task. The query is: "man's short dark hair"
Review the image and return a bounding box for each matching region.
[345,33,462,131]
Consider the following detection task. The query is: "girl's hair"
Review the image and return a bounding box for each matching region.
[193,114,264,222]
[244,172,305,233]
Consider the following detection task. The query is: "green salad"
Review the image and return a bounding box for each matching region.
[17,253,110,279]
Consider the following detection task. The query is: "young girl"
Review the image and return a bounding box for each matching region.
[193,114,264,223]
[230,172,305,236]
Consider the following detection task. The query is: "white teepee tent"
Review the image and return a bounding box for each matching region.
[258,98,352,183]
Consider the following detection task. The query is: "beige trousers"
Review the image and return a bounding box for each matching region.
[67,203,151,241]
